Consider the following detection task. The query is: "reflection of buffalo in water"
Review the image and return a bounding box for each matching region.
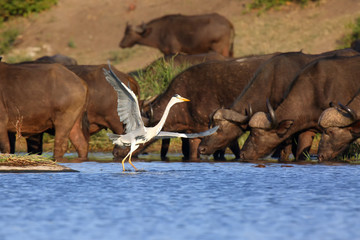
[18,64,140,155]
[0,62,89,160]
[120,13,235,57]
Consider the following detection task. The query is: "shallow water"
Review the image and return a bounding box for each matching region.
[1,160,360,240]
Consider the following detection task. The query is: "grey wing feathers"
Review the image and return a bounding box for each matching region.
[107,133,121,141]
[103,64,144,133]
[155,126,219,139]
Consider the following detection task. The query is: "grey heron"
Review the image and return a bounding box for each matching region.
[103,65,218,171]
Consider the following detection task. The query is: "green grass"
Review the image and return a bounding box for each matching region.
[338,16,360,49]
[0,27,18,54]
[247,0,319,12]
[0,153,54,164]
[67,39,76,48]
[133,56,191,99]
[5,54,32,63]
[0,0,58,22]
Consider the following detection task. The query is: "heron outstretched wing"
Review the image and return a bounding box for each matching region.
[155,126,219,139]
[103,64,144,133]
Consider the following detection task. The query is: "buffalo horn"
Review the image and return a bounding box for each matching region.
[338,102,357,121]
[246,103,253,118]
[219,109,249,123]
[149,102,154,122]
[266,99,277,128]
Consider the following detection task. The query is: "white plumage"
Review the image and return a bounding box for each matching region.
[103,64,218,171]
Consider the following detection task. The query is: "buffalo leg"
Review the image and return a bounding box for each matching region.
[68,117,89,160]
[26,133,43,154]
[0,128,10,153]
[8,132,16,154]
[213,150,226,160]
[161,139,170,161]
[188,138,201,160]
[295,130,316,160]
[181,138,190,160]
[229,139,241,159]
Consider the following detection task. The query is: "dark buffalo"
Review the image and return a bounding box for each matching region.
[0,62,89,160]
[130,52,228,160]
[120,13,235,57]
[20,54,78,65]
[351,39,360,52]
[118,53,277,160]
[317,99,360,161]
[35,54,78,65]
[19,64,140,155]
[240,54,360,160]
[198,49,359,160]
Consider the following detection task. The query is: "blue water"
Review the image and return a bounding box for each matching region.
[1,160,360,240]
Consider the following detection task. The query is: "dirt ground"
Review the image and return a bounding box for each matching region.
[3,0,360,73]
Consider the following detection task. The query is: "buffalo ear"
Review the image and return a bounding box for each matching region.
[350,121,360,135]
[141,27,152,37]
[276,120,294,137]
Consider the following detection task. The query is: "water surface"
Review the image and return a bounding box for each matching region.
[1,160,360,240]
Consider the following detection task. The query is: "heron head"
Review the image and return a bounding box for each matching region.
[173,94,190,102]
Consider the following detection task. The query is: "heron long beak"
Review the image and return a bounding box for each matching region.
[180,97,190,102]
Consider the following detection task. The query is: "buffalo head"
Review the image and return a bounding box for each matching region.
[119,22,152,48]
[317,104,360,161]
[198,107,250,155]
[240,100,294,160]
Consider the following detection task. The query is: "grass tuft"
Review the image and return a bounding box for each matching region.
[0,153,54,166]
[0,27,19,54]
[338,16,360,49]
[133,55,191,99]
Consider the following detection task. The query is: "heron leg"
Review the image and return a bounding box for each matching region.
[121,153,130,171]
[128,154,138,171]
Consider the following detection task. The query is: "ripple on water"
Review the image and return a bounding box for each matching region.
[0,161,360,240]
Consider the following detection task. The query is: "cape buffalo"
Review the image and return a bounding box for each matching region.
[0,62,89,160]
[18,64,140,155]
[198,49,359,160]
[35,54,78,65]
[317,98,360,161]
[120,53,277,160]
[240,54,360,161]
[130,52,228,160]
[120,13,235,57]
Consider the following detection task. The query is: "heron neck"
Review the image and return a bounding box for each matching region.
[154,99,177,133]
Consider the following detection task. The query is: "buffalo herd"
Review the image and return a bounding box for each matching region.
[2,12,360,162]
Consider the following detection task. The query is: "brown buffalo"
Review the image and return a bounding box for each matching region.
[129,52,228,160]
[240,55,360,161]
[19,64,140,155]
[317,100,360,161]
[198,49,359,161]
[0,62,89,160]
[120,13,235,57]
[119,53,277,160]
